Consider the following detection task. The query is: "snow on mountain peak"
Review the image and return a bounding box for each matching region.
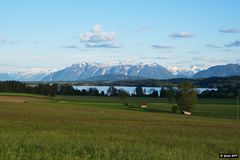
[167,65,209,77]
[18,68,54,75]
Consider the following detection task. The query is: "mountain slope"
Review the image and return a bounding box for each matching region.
[193,64,240,78]
[0,73,13,81]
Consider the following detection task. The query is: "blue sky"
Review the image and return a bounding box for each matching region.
[0,0,240,71]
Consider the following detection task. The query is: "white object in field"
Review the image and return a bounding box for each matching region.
[141,105,148,108]
[183,110,191,115]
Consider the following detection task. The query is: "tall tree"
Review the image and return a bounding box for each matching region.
[176,83,197,113]
[160,87,167,97]
[107,85,117,96]
[135,85,144,97]
[166,86,176,101]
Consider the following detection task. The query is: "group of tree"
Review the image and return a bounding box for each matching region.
[0,81,130,97]
[160,86,176,100]
[0,81,59,96]
[0,81,102,97]
[199,85,240,98]
[85,76,240,90]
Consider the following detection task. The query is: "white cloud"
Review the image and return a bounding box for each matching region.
[152,45,173,49]
[80,24,120,48]
[169,32,193,38]
[91,24,102,33]
[85,43,120,48]
[219,28,240,33]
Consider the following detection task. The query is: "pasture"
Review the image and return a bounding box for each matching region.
[0,93,239,159]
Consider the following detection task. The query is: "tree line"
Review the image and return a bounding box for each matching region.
[199,85,240,98]
[0,81,239,98]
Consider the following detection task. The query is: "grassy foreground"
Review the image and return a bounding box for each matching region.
[0,94,239,159]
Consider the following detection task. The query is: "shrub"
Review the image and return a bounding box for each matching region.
[124,102,129,107]
[171,105,178,113]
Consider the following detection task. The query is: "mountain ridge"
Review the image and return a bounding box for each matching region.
[0,63,239,81]
[42,62,174,81]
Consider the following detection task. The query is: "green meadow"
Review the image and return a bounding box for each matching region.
[0,93,239,160]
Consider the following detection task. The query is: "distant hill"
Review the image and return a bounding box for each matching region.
[74,76,240,88]
[80,74,145,82]
[193,64,240,78]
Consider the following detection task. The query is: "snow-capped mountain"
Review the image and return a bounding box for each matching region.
[0,68,53,81]
[42,62,174,81]
[167,65,209,77]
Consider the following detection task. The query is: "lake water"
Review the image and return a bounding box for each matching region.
[73,85,217,95]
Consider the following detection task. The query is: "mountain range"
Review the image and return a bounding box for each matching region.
[42,62,174,81]
[0,63,239,81]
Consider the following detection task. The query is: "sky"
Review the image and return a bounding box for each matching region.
[0,0,240,71]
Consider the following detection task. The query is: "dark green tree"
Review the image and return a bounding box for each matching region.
[107,85,117,96]
[81,89,87,95]
[88,87,99,96]
[166,86,176,101]
[59,85,75,95]
[100,91,105,96]
[50,83,58,97]
[160,87,167,97]
[135,85,144,97]
[117,88,129,97]
[149,89,159,97]
[176,82,197,113]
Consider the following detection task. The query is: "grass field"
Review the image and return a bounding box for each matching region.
[0,93,239,159]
